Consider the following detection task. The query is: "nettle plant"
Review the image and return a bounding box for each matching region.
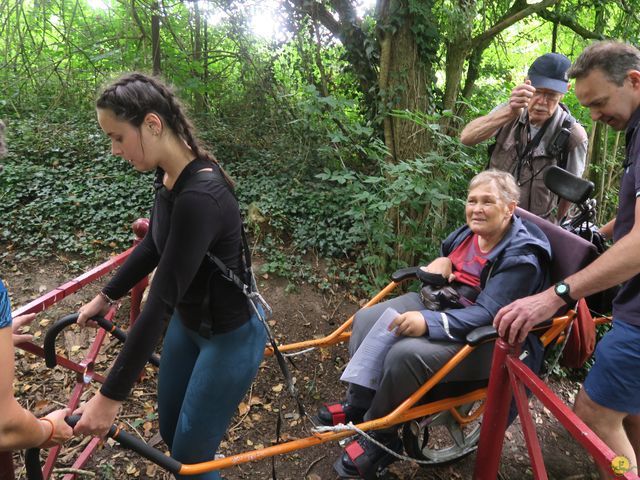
[315,113,481,293]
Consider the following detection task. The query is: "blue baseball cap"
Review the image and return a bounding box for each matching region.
[528,53,571,94]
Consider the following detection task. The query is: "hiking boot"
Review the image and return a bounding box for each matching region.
[316,401,366,426]
[334,431,402,479]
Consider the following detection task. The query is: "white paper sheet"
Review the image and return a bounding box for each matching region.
[340,307,400,390]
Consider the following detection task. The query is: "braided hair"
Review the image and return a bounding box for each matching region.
[97,73,234,187]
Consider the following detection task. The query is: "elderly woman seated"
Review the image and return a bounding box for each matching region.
[317,169,552,479]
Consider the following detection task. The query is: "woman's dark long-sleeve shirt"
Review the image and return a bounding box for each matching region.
[100,158,250,401]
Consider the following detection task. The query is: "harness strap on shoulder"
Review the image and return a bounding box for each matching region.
[207,236,306,418]
[187,162,306,418]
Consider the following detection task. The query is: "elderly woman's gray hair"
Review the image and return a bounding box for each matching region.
[468,169,520,205]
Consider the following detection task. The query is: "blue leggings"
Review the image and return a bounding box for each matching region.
[158,312,267,479]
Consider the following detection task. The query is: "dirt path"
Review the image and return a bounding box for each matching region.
[5,253,600,479]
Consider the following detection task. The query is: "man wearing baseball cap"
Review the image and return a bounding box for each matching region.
[460,53,588,222]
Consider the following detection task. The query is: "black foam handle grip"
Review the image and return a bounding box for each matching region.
[43,313,160,368]
[25,415,182,479]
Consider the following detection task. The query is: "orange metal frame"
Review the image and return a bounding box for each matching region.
[263,280,399,356]
[14,249,591,478]
[175,280,576,476]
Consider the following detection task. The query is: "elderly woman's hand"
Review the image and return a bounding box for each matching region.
[388,311,428,337]
[421,257,455,283]
[12,313,35,345]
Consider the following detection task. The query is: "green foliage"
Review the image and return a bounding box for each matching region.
[0,0,279,116]
[312,111,479,292]
[98,463,116,480]
[1,80,479,298]
[2,0,637,294]
[287,84,377,171]
[408,0,440,60]
[212,95,479,294]
[256,235,331,293]
[0,112,151,260]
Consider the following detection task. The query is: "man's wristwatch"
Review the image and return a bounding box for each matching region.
[554,281,575,306]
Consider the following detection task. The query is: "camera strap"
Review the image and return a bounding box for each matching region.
[514,115,552,181]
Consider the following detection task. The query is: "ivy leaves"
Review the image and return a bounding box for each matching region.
[0,113,151,261]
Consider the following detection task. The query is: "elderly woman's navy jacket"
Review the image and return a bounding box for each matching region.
[421,215,552,342]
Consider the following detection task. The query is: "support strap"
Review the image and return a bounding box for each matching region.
[206,229,306,419]
[182,163,308,420]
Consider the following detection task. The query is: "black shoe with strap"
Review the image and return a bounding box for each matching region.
[316,401,366,426]
[333,431,402,479]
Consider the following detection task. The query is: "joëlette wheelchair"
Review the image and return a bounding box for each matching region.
[22,176,601,479]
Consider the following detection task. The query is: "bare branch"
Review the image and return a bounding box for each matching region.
[536,9,607,40]
[287,0,343,37]
[331,0,358,25]
[129,0,148,39]
[472,0,560,46]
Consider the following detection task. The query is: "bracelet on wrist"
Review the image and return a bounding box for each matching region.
[39,417,55,446]
[99,291,116,305]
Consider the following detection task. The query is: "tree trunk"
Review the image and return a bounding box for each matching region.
[151,1,161,76]
[458,39,490,117]
[378,0,433,162]
[441,10,473,134]
[312,18,330,97]
[441,0,474,113]
[192,0,204,112]
[585,3,618,222]
[551,14,558,50]
[203,16,209,108]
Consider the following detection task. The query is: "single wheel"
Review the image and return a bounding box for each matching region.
[402,401,482,466]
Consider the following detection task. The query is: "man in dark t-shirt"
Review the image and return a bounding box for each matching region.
[494,41,640,478]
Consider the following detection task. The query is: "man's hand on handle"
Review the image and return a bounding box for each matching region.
[493,288,564,345]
